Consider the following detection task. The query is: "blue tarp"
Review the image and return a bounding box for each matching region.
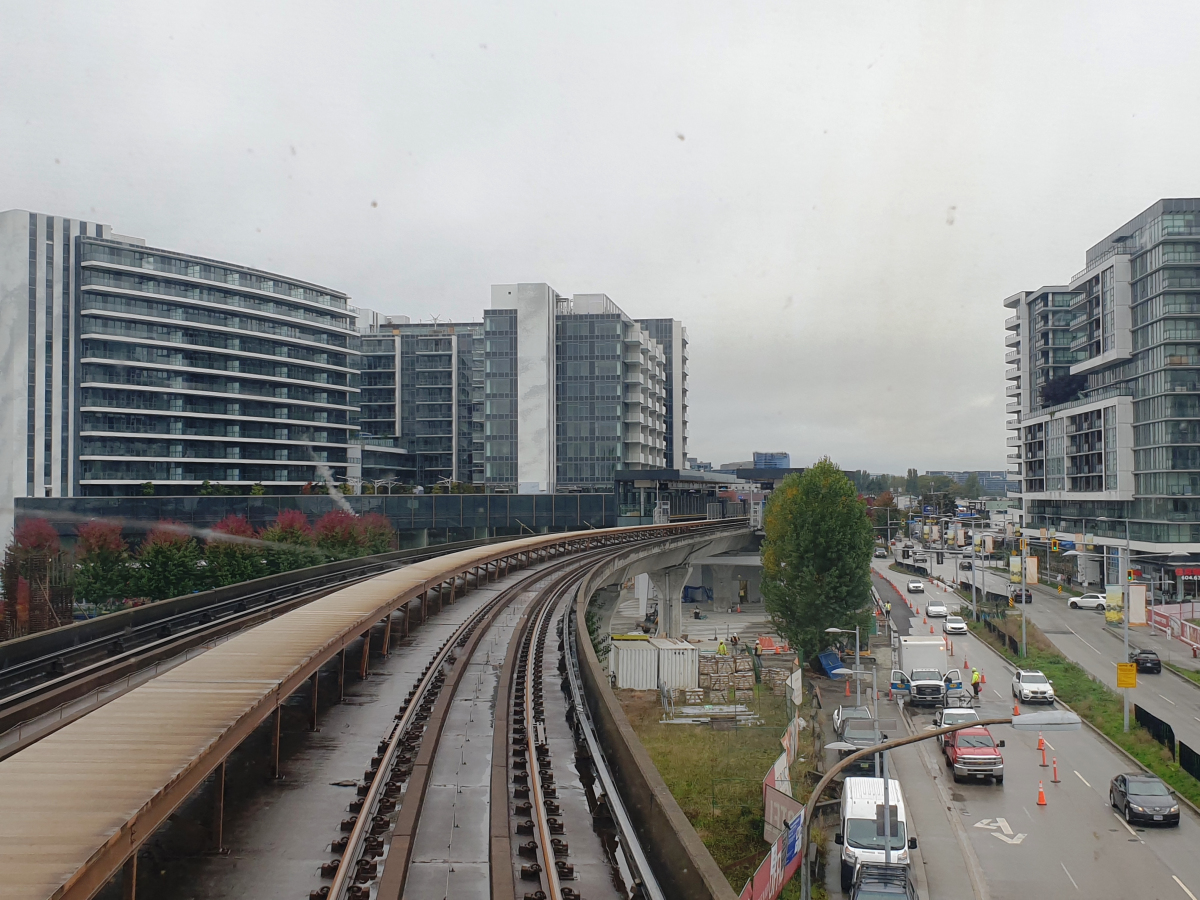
[818,650,845,678]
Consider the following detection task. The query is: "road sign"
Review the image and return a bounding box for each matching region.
[923,505,934,514]
[1117,662,1137,689]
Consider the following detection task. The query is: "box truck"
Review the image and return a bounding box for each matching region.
[890,636,961,706]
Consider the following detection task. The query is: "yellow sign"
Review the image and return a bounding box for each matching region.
[1010,556,1022,583]
[1117,662,1138,689]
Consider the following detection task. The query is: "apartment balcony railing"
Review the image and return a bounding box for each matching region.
[1004,349,1020,363]
[1004,314,1021,330]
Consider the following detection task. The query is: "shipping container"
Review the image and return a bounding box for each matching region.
[649,637,699,690]
[611,640,660,689]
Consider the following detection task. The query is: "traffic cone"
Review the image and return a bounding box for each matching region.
[845,678,851,697]
[930,625,935,633]
[1037,733,1044,750]
[923,616,928,624]
[1013,703,1020,716]
[1037,781,1047,806]
[963,656,969,669]
[1051,758,1060,784]
[1040,746,1048,768]
[980,672,986,684]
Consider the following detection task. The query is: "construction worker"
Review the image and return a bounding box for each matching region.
[754,639,762,657]
[730,632,739,648]
[717,640,728,656]
[885,600,892,616]
[971,668,982,704]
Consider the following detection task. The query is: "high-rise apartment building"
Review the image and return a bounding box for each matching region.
[483,283,682,493]
[0,208,362,538]
[1005,198,1200,593]
[635,318,689,469]
[356,313,483,486]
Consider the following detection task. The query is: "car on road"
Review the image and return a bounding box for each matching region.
[906,580,924,593]
[874,548,889,559]
[933,707,979,747]
[834,705,873,737]
[839,718,886,773]
[943,725,1004,783]
[1011,669,1055,703]
[1009,587,1033,604]
[942,615,968,634]
[1130,649,1162,673]
[925,599,948,617]
[1069,593,1106,610]
[850,863,918,900]
[1109,773,1179,826]
[959,560,974,571]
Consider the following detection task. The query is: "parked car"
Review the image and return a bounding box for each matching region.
[1009,587,1033,604]
[925,599,948,617]
[850,863,918,900]
[874,548,889,559]
[1130,649,1162,673]
[906,581,924,593]
[1109,773,1179,826]
[834,705,873,737]
[1011,669,1055,703]
[933,707,980,747]
[839,718,885,773]
[1069,593,1106,610]
[943,725,1004,783]
[942,615,968,635]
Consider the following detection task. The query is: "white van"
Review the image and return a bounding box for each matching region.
[835,776,916,890]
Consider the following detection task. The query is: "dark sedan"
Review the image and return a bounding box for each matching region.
[1131,649,1162,673]
[1110,773,1179,825]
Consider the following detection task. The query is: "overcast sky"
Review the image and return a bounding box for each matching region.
[3,2,1197,474]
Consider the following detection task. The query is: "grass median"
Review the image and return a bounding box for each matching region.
[970,615,1200,808]
[619,687,815,899]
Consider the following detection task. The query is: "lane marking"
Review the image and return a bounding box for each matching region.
[1159,694,1177,706]
[993,689,1003,698]
[1115,812,1144,843]
[992,831,1026,844]
[1175,875,1200,900]
[1065,625,1103,655]
[1061,862,1079,891]
[1044,738,1056,751]
[1075,771,1091,787]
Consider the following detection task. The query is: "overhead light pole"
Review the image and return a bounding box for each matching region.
[1098,515,1131,732]
[826,626,861,706]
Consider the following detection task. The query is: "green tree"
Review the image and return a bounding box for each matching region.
[905,468,918,496]
[260,509,322,573]
[204,514,265,587]
[760,458,875,659]
[74,521,130,605]
[135,521,200,601]
[963,472,981,500]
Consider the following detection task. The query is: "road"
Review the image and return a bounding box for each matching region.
[883,551,1200,761]
[862,566,1200,900]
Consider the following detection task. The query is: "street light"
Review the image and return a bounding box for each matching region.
[798,711,1081,899]
[826,626,861,706]
[1098,516,1132,733]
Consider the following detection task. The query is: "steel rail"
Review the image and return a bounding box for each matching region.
[564,587,666,900]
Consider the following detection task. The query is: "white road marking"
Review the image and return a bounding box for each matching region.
[1044,738,1056,751]
[992,831,1026,844]
[1175,875,1199,900]
[1075,771,1091,787]
[993,689,1003,698]
[1115,813,1144,842]
[1061,862,1079,891]
[1065,625,1102,655]
[1160,693,1177,705]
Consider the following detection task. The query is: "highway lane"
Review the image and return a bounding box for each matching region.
[874,555,1200,762]
[880,600,1200,900]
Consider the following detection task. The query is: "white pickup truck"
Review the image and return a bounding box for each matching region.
[890,635,962,707]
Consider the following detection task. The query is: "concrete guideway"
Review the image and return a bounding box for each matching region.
[868,567,1200,900]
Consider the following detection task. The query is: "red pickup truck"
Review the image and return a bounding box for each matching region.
[944,726,1005,784]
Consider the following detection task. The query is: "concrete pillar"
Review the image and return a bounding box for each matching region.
[650,566,690,639]
[122,854,137,900]
[634,573,651,617]
[210,760,225,852]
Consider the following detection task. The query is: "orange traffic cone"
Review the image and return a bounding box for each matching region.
[980,672,986,684]
[1037,732,1045,751]
[845,678,851,697]
[963,656,968,669]
[930,625,935,633]
[1037,781,1047,806]
[923,616,928,624]
[1013,703,1020,716]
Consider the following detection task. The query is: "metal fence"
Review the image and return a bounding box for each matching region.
[1134,704,1177,760]
[1179,741,1200,783]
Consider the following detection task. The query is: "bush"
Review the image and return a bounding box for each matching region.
[260,509,321,573]
[205,514,265,588]
[75,521,130,605]
[135,521,200,601]
[360,513,394,555]
[13,518,61,555]
[314,510,368,560]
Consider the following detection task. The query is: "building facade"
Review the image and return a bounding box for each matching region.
[0,208,362,538]
[635,318,689,469]
[1005,199,1200,595]
[483,283,680,493]
[753,451,791,469]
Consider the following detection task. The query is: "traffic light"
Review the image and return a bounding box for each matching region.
[1128,569,1136,582]
[1051,539,1059,552]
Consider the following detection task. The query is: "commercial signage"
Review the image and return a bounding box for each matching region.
[923,505,934,514]
[1117,662,1138,689]
[1176,568,1200,580]
[741,811,804,900]
[1010,556,1022,583]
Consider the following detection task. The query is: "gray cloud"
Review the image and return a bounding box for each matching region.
[1,2,1193,473]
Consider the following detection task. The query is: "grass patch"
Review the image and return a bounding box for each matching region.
[1165,662,1200,686]
[620,686,814,898]
[970,618,1200,808]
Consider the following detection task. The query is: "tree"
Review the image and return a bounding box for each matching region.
[760,458,875,659]
[205,514,265,587]
[963,472,981,500]
[314,510,367,560]
[250,483,267,496]
[260,509,321,573]
[74,521,130,605]
[360,513,395,554]
[905,468,919,496]
[135,521,200,601]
